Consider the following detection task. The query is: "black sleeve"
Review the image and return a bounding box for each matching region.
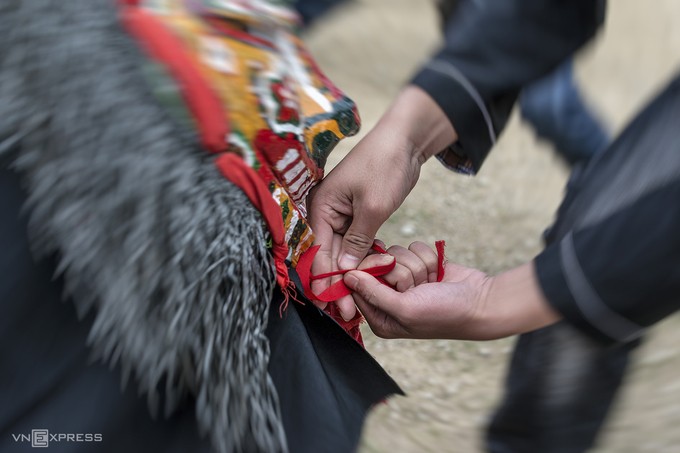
[535,178,680,345]
[532,74,680,345]
[413,0,605,173]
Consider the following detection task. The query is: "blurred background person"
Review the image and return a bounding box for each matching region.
[297,0,611,169]
[438,0,611,168]
[295,0,350,26]
[308,0,679,452]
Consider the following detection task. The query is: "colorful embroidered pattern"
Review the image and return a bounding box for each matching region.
[139,0,360,265]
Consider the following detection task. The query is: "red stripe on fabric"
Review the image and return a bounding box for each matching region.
[282,164,307,188]
[289,178,314,201]
[252,130,286,182]
[215,154,290,289]
[121,7,229,154]
[278,154,301,173]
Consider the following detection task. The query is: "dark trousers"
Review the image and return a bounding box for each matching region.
[487,323,640,452]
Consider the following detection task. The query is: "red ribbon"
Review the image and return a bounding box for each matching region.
[297,240,447,303]
[435,240,446,282]
[296,243,393,302]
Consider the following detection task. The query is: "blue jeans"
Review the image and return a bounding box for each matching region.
[520,60,609,166]
[294,0,348,26]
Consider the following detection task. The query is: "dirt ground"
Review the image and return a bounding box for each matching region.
[303,1,680,452]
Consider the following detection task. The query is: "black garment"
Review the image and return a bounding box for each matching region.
[413,0,605,171]
[0,166,401,452]
[486,76,680,450]
[267,284,402,453]
[294,0,348,26]
[535,76,680,344]
[487,324,639,453]
[0,167,213,453]
[414,1,679,451]
[414,0,680,344]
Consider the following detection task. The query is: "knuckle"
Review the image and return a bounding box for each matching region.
[387,245,407,255]
[363,285,380,306]
[362,198,387,216]
[344,231,374,250]
[412,261,428,281]
[395,270,414,292]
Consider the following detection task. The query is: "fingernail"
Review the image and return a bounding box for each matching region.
[341,310,354,322]
[339,253,360,270]
[344,272,359,289]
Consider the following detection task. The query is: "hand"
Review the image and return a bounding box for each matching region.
[306,125,422,319]
[344,260,561,340]
[307,86,457,320]
[357,241,441,291]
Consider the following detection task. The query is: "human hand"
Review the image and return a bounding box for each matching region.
[307,86,457,321]
[357,241,441,292]
[306,125,422,319]
[344,260,560,340]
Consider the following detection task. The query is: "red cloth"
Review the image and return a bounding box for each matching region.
[296,241,447,343]
[215,154,290,292]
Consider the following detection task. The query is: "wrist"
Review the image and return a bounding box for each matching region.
[380,85,458,165]
[477,263,561,339]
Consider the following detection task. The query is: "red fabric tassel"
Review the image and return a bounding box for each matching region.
[435,240,446,282]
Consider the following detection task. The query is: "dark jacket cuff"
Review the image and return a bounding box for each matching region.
[411,60,496,174]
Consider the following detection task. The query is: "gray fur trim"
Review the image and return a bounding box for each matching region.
[0,0,287,451]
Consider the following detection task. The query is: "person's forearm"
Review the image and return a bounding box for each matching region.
[377,85,457,165]
[476,262,561,339]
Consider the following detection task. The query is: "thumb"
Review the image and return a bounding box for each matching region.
[344,270,399,313]
[338,217,381,270]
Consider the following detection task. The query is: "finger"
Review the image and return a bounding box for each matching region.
[331,234,357,320]
[311,230,342,294]
[338,215,382,270]
[357,254,418,292]
[387,245,429,287]
[381,263,417,292]
[356,254,395,271]
[311,300,328,310]
[310,218,335,299]
[352,291,395,338]
[336,294,357,322]
[407,241,439,282]
[343,254,395,318]
[343,270,402,315]
[373,238,387,251]
[353,294,403,339]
